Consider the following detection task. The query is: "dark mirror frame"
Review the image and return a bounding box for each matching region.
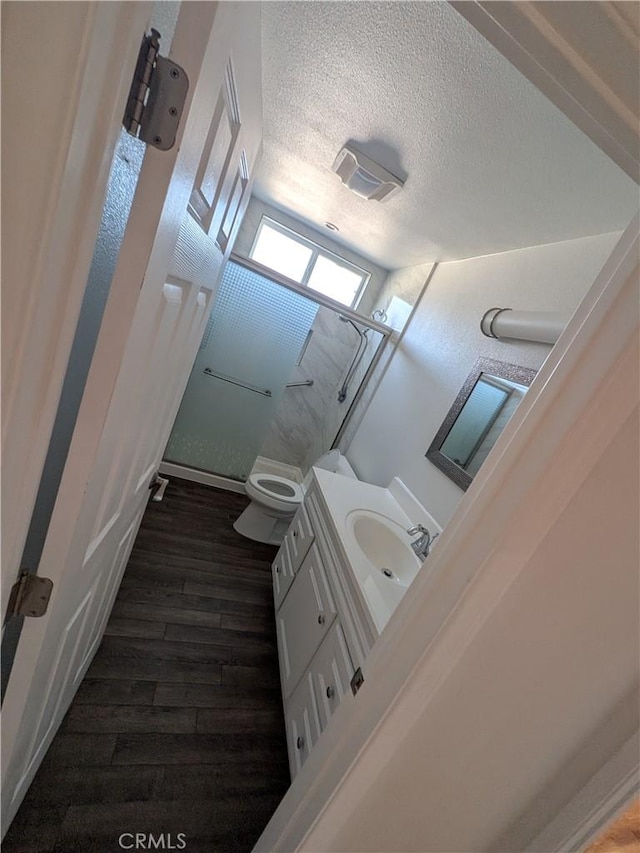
[426,357,537,491]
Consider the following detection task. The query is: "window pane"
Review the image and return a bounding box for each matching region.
[251,223,313,283]
[307,255,364,306]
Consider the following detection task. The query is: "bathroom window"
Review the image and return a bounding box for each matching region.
[249,217,369,307]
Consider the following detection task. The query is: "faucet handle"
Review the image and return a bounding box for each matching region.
[406,524,429,536]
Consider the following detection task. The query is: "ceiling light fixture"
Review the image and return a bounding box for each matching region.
[332,144,404,202]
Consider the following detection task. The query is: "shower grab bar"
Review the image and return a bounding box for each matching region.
[286,379,314,388]
[203,367,272,397]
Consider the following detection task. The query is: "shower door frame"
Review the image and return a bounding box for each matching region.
[162,254,393,484]
[230,254,393,453]
[231,254,391,337]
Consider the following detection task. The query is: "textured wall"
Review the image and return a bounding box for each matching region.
[346,230,623,525]
[254,2,638,269]
[371,261,434,328]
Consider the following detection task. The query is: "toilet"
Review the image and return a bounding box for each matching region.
[233,450,357,545]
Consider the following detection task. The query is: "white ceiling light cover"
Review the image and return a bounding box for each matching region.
[332,144,404,202]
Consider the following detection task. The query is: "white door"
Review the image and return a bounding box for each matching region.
[1,0,262,830]
[0,0,149,623]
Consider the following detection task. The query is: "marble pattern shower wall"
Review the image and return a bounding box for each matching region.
[258,307,382,473]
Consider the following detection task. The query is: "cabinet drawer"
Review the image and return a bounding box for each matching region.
[310,621,354,730]
[284,504,315,573]
[276,543,337,699]
[272,538,295,610]
[285,672,321,779]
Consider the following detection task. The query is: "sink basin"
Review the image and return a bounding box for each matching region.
[346,509,421,588]
[312,468,441,634]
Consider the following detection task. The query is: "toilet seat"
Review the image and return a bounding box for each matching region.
[246,473,304,511]
[236,451,357,545]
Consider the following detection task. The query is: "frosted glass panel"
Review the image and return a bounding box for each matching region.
[165,261,318,479]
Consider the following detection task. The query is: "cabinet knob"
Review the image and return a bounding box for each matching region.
[292,530,298,538]
[317,613,325,625]
[326,686,334,699]
[296,736,305,750]
[275,566,280,573]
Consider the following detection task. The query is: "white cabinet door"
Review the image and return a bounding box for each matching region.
[285,672,321,779]
[272,538,295,611]
[277,544,337,698]
[310,622,354,730]
[285,504,315,573]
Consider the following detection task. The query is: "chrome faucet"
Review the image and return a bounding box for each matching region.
[406,524,439,560]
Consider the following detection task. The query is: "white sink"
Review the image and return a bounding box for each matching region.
[347,509,421,588]
[311,469,442,633]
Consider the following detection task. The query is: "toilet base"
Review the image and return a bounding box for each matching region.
[233,501,295,546]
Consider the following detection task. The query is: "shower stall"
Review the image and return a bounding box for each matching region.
[163,255,390,483]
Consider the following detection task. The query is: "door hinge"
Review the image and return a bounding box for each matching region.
[7,571,53,619]
[350,667,365,696]
[123,29,189,151]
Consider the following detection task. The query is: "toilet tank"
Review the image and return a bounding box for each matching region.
[335,454,357,479]
[302,450,357,490]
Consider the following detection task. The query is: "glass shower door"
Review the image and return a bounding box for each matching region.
[165,260,318,480]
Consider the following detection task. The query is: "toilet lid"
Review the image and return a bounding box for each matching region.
[248,473,303,504]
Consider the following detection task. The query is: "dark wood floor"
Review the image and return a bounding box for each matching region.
[3,479,290,853]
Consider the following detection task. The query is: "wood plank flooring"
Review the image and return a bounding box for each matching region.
[3,479,290,853]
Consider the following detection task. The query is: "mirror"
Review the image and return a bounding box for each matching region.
[426,358,536,490]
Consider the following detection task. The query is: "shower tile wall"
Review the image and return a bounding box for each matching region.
[258,307,382,473]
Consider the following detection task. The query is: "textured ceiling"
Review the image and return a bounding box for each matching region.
[253,1,638,270]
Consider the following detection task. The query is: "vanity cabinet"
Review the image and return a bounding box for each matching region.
[272,482,378,778]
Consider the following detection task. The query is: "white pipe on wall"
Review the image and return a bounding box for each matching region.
[480,308,570,345]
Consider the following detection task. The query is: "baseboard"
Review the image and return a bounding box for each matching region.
[159,462,247,494]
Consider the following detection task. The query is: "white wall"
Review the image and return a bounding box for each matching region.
[336,262,434,453]
[371,261,434,330]
[346,231,623,525]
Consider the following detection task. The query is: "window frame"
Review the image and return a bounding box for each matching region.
[249,216,371,308]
